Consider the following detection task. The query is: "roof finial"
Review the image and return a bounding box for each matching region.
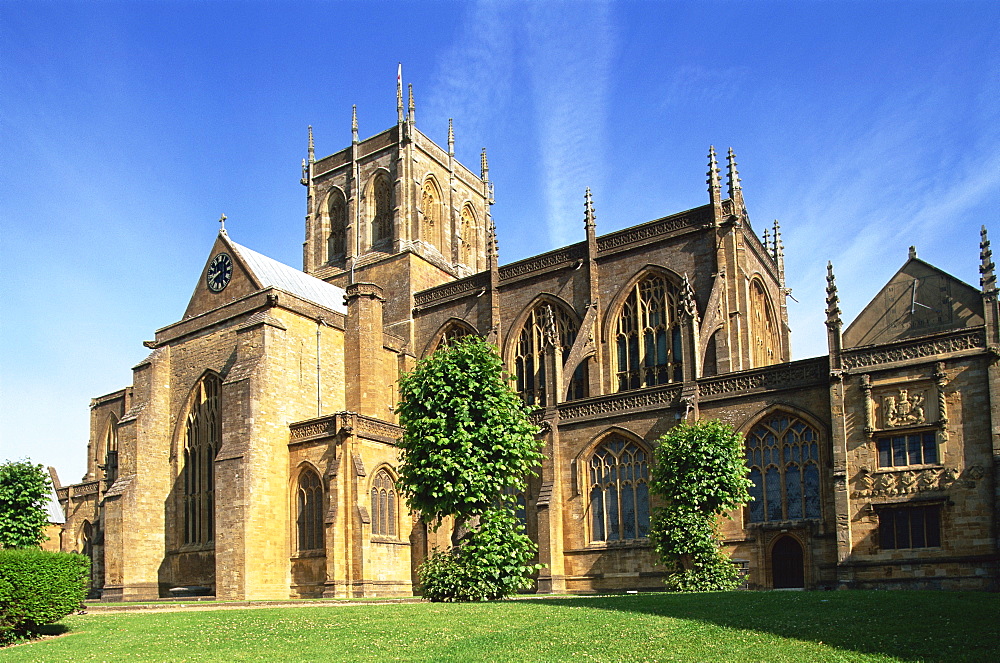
[307,125,314,163]
[408,83,415,124]
[396,63,404,124]
[584,188,596,229]
[352,105,358,143]
[447,118,454,156]
[826,261,842,328]
[981,225,996,295]
[909,246,917,260]
[726,147,741,197]
[219,213,227,235]
[707,145,721,200]
[763,227,771,254]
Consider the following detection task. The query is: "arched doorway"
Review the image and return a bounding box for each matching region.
[771,535,804,588]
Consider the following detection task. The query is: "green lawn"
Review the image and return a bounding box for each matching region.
[4,591,996,662]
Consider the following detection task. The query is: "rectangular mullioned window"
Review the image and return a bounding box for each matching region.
[878,505,941,550]
[876,431,938,468]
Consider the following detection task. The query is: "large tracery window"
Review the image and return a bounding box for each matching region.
[750,280,780,368]
[746,414,821,523]
[421,178,442,249]
[589,435,650,543]
[431,320,476,354]
[513,303,587,407]
[459,204,476,267]
[370,173,392,247]
[327,192,346,261]
[615,274,683,391]
[296,470,324,552]
[370,469,397,538]
[182,374,221,546]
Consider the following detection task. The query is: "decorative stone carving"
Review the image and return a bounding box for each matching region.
[697,358,824,398]
[558,385,682,420]
[852,465,984,498]
[499,246,585,282]
[841,329,986,369]
[882,388,927,428]
[596,211,707,252]
[354,416,402,441]
[413,272,489,308]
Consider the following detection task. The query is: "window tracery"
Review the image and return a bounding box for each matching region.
[327,192,346,261]
[421,178,441,249]
[745,414,821,523]
[588,435,650,542]
[750,280,780,367]
[182,374,221,546]
[615,274,683,391]
[296,470,324,552]
[513,303,587,407]
[103,416,118,488]
[460,204,476,267]
[431,320,476,354]
[371,174,392,247]
[370,469,397,538]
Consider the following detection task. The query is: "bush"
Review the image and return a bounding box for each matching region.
[418,509,539,602]
[0,548,89,643]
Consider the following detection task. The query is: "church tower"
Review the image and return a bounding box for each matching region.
[301,70,491,346]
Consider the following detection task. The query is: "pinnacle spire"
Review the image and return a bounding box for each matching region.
[584,188,596,228]
[396,64,404,123]
[707,145,720,196]
[480,147,489,181]
[726,147,741,197]
[772,220,783,261]
[448,118,454,156]
[408,83,415,124]
[981,225,997,294]
[307,125,314,163]
[352,105,358,143]
[825,261,842,328]
[763,227,771,254]
[680,273,698,320]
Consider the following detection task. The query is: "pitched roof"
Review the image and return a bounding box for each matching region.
[227,238,347,314]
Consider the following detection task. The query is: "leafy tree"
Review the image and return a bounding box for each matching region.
[648,420,751,591]
[396,336,543,600]
[0,460,53,549]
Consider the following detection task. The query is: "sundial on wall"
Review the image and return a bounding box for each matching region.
[884,274,953,335]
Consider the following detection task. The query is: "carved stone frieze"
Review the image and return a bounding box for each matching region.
[852,465,984,499]
[354,416,403,441]
[842,329,986,369]
[559,385,682,421]
[698,358,825,398]
[413,272,489,308]
[499,245,585,282]
[596,211,706,253]
[290,417,340,441]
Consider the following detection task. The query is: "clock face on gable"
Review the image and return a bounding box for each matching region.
[206,253,234,292]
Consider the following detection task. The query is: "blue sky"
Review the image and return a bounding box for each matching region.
[2,1,998,484]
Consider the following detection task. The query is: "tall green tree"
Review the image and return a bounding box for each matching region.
[396,336,544,600]
[0,461,53,549]
[648,420,751,591]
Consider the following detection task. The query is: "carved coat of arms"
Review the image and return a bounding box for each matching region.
[882,388,926,427]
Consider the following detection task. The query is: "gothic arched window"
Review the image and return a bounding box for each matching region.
[296,470,324,552]
[750,280,780,368]
[615,274,683,391]
[371,173,392,247]
[370,469,397,538]
[182,374,221,546]
[460,204,476,267]
[327,191,347,261]
[513,303,587,407]
[745,413,821,523]
[430,320,477,355]
[421,178,442,249]
[103,415,118,488]
[589,435,650,542]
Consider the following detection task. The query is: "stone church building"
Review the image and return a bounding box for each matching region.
[57,84,1000,600]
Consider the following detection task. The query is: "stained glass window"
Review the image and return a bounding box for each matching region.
[589,435,650,542]
[296,470,324,552]
[371,469,397,538]
[615,274,683,391]
[745,414,821,523]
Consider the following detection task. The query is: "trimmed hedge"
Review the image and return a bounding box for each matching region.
[0,548,89,643]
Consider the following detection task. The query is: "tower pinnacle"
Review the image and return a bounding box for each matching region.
[396,63,404,124]
[352,105,358,144]
[584,187,596,229]
[448,118,454,156]
[408,84,415,124]
[707,145,721,202]
[981,225,996,295]
[307,125,314,163]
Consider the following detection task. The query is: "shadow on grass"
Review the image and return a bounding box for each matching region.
[531,590,996,662]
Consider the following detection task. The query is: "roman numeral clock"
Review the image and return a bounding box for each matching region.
[206,253,233,292]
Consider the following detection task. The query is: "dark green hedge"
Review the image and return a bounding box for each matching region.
[0,548,89,642]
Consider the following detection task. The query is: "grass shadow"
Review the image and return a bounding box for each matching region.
[530,590,996,662]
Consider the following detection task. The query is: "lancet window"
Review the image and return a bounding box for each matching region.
[750,279,780,367]
[460,204,476,267]
[513,303,587,407]
[103,416,118,488]
[371,469,397,538]
[421,178,442,249]
[296,470,324,552]
[745,414,821,523]
[588,435,650,542]
[327,192,346,261]
[370,173,392,247]
[182,374,221,546]
[431,320,477,354]
[615,274,683,391]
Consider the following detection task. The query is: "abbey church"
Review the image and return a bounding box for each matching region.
[57,81,1000,599]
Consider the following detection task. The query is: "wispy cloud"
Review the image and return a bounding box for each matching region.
[523,1,616,247]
